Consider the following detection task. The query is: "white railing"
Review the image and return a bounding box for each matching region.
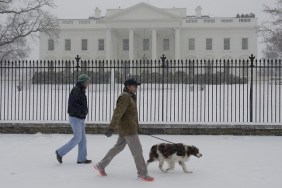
[185,18,255,25]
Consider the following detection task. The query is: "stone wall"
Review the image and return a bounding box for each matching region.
[1,123,282,136]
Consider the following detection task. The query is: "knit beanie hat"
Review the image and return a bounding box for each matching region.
[78,74,90,83]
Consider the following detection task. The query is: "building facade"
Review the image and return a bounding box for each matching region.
[40,2,258,61]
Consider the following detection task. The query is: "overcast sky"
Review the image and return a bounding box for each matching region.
[30,0,278,59]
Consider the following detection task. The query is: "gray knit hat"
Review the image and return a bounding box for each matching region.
[78,74,90,83]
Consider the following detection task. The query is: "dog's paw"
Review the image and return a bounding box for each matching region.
[159,168,167,173]
[165,168,172,172]
[184,170,193,173]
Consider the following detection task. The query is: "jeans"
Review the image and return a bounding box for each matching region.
[56,116,87,162]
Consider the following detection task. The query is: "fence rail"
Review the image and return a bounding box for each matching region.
[0,55,282,123]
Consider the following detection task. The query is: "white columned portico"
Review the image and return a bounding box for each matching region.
[152,29,157,60]
[175,28,180,60]
[106,28,112,60]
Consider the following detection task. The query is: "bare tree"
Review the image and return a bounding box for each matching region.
[260,0,282,59]
[0,0,59,61]
[262,31,282,59]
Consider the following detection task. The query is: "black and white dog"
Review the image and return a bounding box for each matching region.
[146,143,202,173]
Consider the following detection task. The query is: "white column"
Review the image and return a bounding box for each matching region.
[129,29,134,60]
[152,29,157,60]
[106,28,112,60]
[175,28,180,60]
[106,28,115,86]
[129,29,134,75]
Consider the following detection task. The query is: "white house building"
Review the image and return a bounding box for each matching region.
[40,2,258,62]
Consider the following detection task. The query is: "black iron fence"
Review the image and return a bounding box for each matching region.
[0,54,282,123]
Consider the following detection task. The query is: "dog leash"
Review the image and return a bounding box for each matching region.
[145,134,175,144]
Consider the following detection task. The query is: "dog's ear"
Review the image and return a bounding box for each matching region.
[187,145,194,150]
[186,146,192,156]
[187,145,197,156]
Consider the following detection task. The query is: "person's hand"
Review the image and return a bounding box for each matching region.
[104,128,114,137]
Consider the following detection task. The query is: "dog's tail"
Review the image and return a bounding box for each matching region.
[147,145,158,163]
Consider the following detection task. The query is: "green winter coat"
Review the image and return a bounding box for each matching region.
[109,88,139,136]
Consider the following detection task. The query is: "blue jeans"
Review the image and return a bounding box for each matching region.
[56,116,87,162]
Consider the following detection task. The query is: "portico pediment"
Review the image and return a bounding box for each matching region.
[106,2,180,21]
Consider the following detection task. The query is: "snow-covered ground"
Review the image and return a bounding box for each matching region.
[1,134,281,188]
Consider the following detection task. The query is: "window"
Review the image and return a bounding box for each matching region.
[48,39,54,51]
[163,39,169,51]
[188,38,195,50]
[221,19,233,23]
[79,20,90,24]
[239,19,251,22]
[206,38,212,50]
[204,19,215,23]
[224,38,230,50]
[242,38,248,50]
[123,39,129,51]
[81,39,87,51]
[143,39,149,51]
[62,20,73,24]
[65,39,71,51]
[98,39,104,51]
[186,19,197,23]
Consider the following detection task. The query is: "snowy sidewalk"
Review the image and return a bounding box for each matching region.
[0,134,282,188]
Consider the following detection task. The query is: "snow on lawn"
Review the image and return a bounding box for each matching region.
[0,134,282,188]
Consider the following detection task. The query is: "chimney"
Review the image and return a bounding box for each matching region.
[195,6,202,17]
[95,7,101,18]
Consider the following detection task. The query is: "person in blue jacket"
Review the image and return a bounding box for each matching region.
[55,74,92,164]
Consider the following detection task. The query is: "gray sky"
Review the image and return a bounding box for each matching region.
[30,0,278,59]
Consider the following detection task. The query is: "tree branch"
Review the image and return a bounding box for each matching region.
[0,0,58,60]
[0,0,55,15]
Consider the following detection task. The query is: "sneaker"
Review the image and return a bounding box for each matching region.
[56,151,62,164]
[77,160,92,164]
[94,164,107,176]
[138,175,154,182]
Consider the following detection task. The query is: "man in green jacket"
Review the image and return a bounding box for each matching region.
[94,79,154,182]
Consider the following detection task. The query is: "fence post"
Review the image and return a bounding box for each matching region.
[249,54,255,122]
[75,55,81,79]
[161,54,166,121]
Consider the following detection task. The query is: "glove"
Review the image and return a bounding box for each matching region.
[104,128,114,137]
